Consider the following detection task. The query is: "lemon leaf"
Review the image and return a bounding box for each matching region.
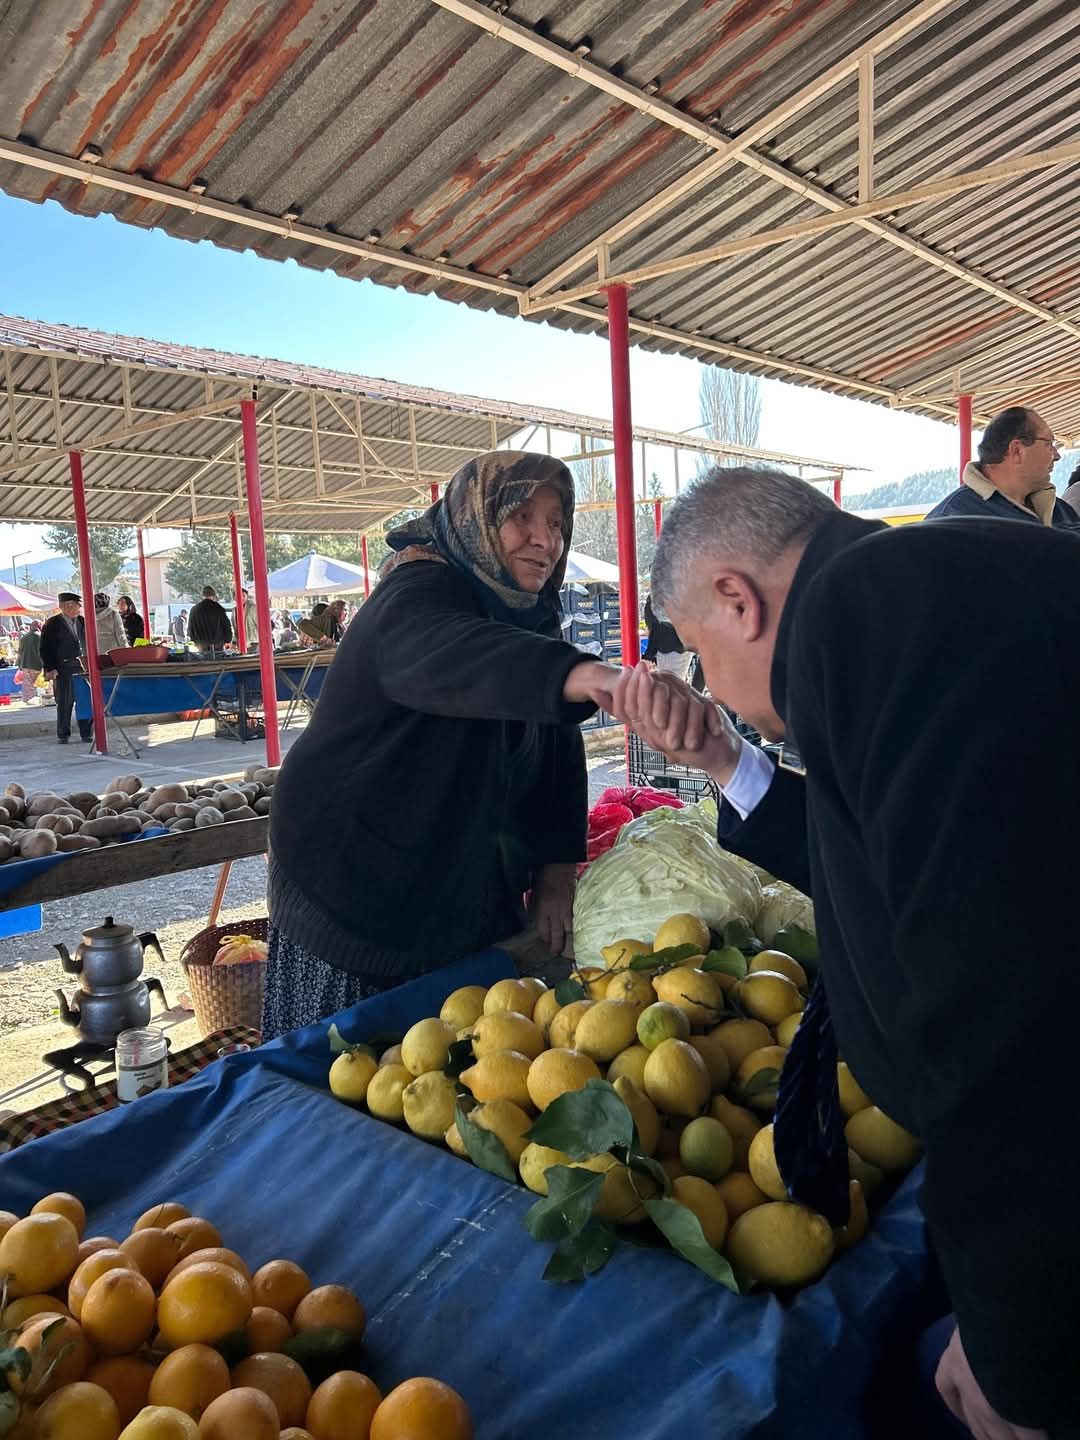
[554,977,586,1004]
[523,1165,604,1242]
[645,1198,741,1291]
[455,1102,516,1184]
[327,1023,350,1055]
[443,1038,474,1080]
[542,1219,617,1284]
[772,924,819,970]
[615,1146,672,1196]
[525,1078,633,1159]
[721,917,755,952]
[641,943,700,974]
[741,1066,781,1101]
[702,946,748,978]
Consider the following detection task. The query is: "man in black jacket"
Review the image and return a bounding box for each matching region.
[609,466,1077,1440]
[186,586,232,657]
[39,593,91,744]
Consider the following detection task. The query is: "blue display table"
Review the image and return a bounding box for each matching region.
[0,951,933,1439]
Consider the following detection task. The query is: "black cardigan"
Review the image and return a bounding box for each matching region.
[270,560,593,978]
[718,512,1080,1436]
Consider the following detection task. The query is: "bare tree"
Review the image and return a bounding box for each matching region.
[698,365,762,454]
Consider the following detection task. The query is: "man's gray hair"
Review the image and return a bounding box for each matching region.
[652,465,835,614]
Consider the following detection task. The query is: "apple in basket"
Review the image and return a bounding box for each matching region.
[212,933,269,966]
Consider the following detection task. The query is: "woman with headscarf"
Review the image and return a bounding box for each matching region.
[264,451,617,1037]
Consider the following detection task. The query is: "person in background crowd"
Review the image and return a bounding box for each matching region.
[265,451,617,1038]
[171,609,188,645]
[926,406,1076,527]
[40,593,91,744]
[186,586,232,658]
[1060,460,1080,518]
[297,601,337,647]
[92,592,128,654]
[608,466,1077,1440]
[239,589,257,646]
[643,592,693,680]
[16,621,42,702]
[116,595,145,644]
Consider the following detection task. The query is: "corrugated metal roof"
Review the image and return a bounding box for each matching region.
[0,313,851,531]
[2,1,1075,437]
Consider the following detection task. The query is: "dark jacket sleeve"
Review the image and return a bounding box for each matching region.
[716,763,811,895]
[789,540,1080,1434]
[38,619,59,672]
[375,563,595,726]
[513,723,588,866]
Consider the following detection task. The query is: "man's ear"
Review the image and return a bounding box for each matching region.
[713,570,766,642]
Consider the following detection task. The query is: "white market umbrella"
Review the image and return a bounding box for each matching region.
[562,550,620,585]
[265,552,375,596]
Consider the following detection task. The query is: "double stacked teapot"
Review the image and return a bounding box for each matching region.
[55,916,166,1046]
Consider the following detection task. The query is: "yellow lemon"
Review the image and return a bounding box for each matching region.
[611,1076,661,1155]
[519,1142,572,1195]
[578,967,611,1000]
[689,1031,732,1093]
[526,1049,601,1111]
[837,1061,873,1118]
[459,1050,533,1109]
[328,1050,378,1104]
[747,1124,788,1200]
[601,939,653,969]
[715,1171,769,1221]
[471,1011,545,1060]
[548,999,593,1050]
[402,1071,459,1140]
[712,1018,775,1072]
[445,1121,468,1158]
[603,970,656,1009]
[726,1202,835,1288]
[518,976,549,1007]
[845,1108,922,1173]
[749,950,808,990]
[642,1039,711,1117]
[439,986,487,1030]
[400,1018,455,1077]
[774,1012,803,1047]
[653,914,711,953]
[573,1000,641,1063]
[532,988,562,1037]
[708,1096,762,1170]
[120,1407,199,1439]
[672,1175,729,1249]
[574,1154,656,1224]
[0,1213,80,1297]
[678,1115,734,1181]
[734,972,805,1027]
[636,1001,690,1051]
[365,1063,412,1123]
[736,1045,788,1114]
[606,1044,650,1090]
[379,1044,403,1066]
[470,1099,533,1164]
[834,1179,869,1251]
[483,977,535,1017]
[848,1147,885,1196]
[653,967,726,1029]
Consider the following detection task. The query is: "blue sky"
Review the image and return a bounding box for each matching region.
[0,192,962,560]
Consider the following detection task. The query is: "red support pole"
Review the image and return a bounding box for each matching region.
[606,285,639,672]
[68,451,108,754]
[136,528,151,638]
[832,475,842,507]
[229,512,247,654]
[430,483,439,505]
[653,499,663,538]
[958,393,973,483]
[240,401,280,767]
[360,534,371,599]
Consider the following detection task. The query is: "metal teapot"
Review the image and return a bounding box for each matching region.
[55,978,167,1046]
[55,916,164,991]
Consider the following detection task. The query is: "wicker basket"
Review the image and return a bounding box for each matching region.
[180,918,268,1037]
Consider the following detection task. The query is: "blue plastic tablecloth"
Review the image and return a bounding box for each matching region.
[0,951,932,1439]
[75,664,326,720]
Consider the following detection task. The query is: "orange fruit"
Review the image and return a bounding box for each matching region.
[232,1352,313,1428]
[68,1248,135,1320]
[197,1386,279,1440]
[245,1304,292,1353]
[81,1268,157,1355]
[0,1212,80,1296]
[305,1371,382,1440]
[133,1202,190,1232]
[1,1294,70,1328]
[250,1258,310,1318]
[164,1217,222,1261]
[164,1247,251,1287]
[32,1380,119,1440]
[292,1285,365,1340]
[77,1236,120,1265]
[12,1314,89,1395]
[86,1355,156,1426]
[121,1228,183,1289]
[371,1377,473,1440]
[157,1260,253,1348]
[31,1192,86,1238]
[148,1343,230,1420]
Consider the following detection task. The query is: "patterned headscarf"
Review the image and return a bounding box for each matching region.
[385,452,575,631]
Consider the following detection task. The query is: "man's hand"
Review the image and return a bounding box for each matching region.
[45,670,57,682]
[531,862,577,956]
[936,1328,1047,1440]
[562,660,620,711]
[608,664,743,786]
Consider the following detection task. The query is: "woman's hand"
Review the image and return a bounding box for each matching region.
[563,660,620,711]
[531,862,577,956]
[609,664,742,786]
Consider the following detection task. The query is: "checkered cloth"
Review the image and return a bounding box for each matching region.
[0,1026,260,1152]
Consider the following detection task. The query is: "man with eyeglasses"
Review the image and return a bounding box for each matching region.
[926,406,1077,526]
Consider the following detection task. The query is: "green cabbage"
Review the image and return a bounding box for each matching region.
[756,881,815,944]
[572,800,762,967]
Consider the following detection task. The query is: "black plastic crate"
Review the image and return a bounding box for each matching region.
[214,712,266,741]
[569,621,603,646]
[626,732,718,803]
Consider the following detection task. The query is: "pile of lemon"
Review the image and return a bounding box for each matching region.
[330,913,922,1292]
[0,1192,472,1440]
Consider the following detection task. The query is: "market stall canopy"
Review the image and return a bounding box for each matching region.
[266,553,375,596]
[563,551,621,585]
[1,2,1078,437]
[0,581,59,615]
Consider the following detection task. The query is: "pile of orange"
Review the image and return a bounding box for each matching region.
[0,1191,472,1439]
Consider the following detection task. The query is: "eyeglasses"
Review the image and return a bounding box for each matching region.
[1032,434,1059,448]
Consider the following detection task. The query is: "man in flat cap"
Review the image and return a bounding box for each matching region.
[40,593,91,745]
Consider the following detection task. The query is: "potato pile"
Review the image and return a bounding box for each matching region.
[0,766,276,864]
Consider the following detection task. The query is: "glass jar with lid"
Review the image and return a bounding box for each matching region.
[116,1026,169,1103]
